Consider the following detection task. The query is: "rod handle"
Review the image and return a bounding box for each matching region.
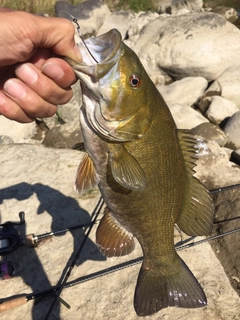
[0,296,27,312]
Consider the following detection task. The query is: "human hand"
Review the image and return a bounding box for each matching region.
[0,10,82,123]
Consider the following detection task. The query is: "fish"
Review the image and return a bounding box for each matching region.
[65,29,214,316]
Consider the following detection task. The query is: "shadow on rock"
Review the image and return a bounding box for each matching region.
[0,182,105,319]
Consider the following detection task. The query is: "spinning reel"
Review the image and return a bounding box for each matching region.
[0,211,25,280]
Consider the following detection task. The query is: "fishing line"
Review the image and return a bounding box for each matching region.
[44,196,104,320]
[59,10,99,63]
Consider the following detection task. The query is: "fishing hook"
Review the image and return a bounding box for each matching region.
[59,10,99,63]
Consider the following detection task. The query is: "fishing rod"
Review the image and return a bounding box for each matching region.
[0,211,99,256]
[44,196,104,320]
[209,183,240,194]
[1,223,240,314]
[0,183,239,312]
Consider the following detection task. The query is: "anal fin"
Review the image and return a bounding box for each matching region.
[176,130,214,236]
[108,143,146,191]
[75,153,99,194]
[96,207,135,257]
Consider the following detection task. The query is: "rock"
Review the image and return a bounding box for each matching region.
[1,144,240,320]
[42,119,83,149]
[223,111,240,149]
[155,0,203,14]
[200,66,240,109]
[97,11,134,39]
[195,139,240,189]
[134,12,240,81]
[204,96,239,125]
[211,6,238,23]
[169,102,209,129]
[55,0,111,36]
[191,122,227,147]
[230,149,240,165]
[0,135,14,145]
[210,186,240,305]
[158,77,208,107]
[0,115,37,144]
[126,11,160,39]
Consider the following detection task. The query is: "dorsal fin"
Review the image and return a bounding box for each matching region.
[176,130,214,236]
[108,143,146,191]
[75,153,99,194]
[96,207,135,257]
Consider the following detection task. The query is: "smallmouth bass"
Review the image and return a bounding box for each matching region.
[65,29,214,316]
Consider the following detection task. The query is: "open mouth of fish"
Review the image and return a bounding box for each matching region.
[66,29,133,142]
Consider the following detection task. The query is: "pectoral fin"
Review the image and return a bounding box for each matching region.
[176,130,214,236]
[75,153,99,194]
[108,143,146,191]
[96,207,135,257]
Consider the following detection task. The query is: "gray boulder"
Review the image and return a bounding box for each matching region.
[223,111,240,149]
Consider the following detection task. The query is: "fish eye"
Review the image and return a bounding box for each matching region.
[129,74,141,88]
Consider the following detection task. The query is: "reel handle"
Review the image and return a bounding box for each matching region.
[0,295,26,312]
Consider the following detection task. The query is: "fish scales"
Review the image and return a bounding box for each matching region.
[65,28,214,316]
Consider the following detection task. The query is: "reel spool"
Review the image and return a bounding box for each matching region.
[0,261,15,280]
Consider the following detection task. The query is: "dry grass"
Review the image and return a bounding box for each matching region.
[0,0,159,15]
[0,0,84,16]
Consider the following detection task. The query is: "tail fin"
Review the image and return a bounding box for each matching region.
[134,257,207,316]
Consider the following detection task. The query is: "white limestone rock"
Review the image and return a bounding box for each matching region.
[0,116,37,144]
[169,102,209,129]
[204,96,239,125]
[158,77,208,107]
[200,66,240,110]
[134,12,240,81]
[1,144,240,320]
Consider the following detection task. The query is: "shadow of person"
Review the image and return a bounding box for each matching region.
[0,182,105,319]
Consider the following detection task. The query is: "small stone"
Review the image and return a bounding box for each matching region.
[204,96,239,125]
[200,66,240,109]
[230,149,240,165]
[223,111,240,149]
[211,6,238,23]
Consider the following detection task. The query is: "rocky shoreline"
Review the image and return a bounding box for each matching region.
[1,0,240,319]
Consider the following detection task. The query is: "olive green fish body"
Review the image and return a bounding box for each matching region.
[68,29,214,316]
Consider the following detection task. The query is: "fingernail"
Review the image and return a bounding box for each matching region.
[16,64,38,85]
[4,79,27,99]
[42,63,64,81]
[0,92,6,105]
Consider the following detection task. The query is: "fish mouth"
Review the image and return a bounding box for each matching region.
[66,29,133,142]
[65,29,123,90]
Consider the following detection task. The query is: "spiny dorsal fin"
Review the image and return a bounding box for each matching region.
[108,143,146,191]
[176,129,214,236]
[96,207,135,257]
[75,153,99,194]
